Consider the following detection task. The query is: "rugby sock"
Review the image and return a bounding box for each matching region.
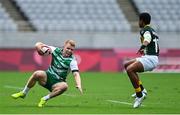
[22,86,30,94]
[135,87,142,98]
[138,81,144,91]
[42,94,50,101]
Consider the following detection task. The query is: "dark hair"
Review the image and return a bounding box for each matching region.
[139,12,151,25]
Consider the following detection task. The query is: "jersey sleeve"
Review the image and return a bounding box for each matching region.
[143,31,152,43]
[70,58,79,72]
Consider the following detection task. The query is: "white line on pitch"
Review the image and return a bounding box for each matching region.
[106,99,145,106]
[4,85,23,90]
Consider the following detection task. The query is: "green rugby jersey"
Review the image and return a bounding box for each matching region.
[140,25,159,56]
[46,46,79,81]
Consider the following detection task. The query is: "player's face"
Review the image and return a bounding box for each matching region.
[63,43,75,57]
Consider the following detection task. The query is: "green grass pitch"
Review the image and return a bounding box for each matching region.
[0,71,180,114]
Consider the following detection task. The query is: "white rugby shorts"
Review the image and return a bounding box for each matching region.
[136,55,159,71]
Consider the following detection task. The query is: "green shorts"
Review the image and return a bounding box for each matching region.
[43,71,65,92]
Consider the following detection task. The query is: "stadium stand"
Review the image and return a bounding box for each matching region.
[0,3,18,31]
[132,0,180,32]
[0,0,180,72]
[14,0,131,32]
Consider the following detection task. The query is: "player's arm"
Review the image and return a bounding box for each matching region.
[70,59,83,94]
[35,42,55,56]
[73,71,83,94]
[137,31,151,55]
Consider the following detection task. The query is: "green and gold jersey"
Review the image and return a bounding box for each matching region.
[46,47,78,81]
[140,25,159,56]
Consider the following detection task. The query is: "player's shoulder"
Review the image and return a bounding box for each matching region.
[54,47,61,50]
[51,47,63,57]
[145,25,155,32]
[140,26,154,34]
[53,47,62,53]
[70,55,78,65]
[70,54,76,60]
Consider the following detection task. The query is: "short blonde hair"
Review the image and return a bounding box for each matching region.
[65,40,76,47]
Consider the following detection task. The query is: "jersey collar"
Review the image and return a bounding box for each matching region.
[144,24,151,28]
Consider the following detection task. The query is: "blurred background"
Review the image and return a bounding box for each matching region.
[0,0,180,72]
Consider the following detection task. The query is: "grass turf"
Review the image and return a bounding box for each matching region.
[0,71,180,114]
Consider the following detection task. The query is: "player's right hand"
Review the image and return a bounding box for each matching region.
[136,49,144,55]
[38,46,51,56]
[76,86,83,95]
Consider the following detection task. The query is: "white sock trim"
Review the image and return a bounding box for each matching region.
[22,86,30,94]
[43,94,50,100]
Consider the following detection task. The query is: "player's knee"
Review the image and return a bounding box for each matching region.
[33,70,44,79]
[55,85,68,94]
[126,66,134,73]
[61,82,68,91]
[54,82,68,92]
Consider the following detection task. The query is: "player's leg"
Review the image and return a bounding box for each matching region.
[132,56,158,98]
[125,60,146,108]
[131,72,147,98]
[127,56,158,108]
[124,59,144,93]
[50,82,68,98]
[126,61,144,95]
[26,70,47,89]
[131,80,147,98]
[11,70,47,99]
[125,59,146,98]
[38,82,68,107]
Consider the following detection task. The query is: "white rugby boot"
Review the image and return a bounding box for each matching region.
[133,93,145,108]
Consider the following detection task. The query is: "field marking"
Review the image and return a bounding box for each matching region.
[106,100,132,105]
[106,99,145,106]
[4,85,23,90]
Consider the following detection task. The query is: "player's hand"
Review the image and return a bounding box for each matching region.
[137,44,146,55]
[136,49,144,55]
[76,86,83,95]
[38,46,51,56]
